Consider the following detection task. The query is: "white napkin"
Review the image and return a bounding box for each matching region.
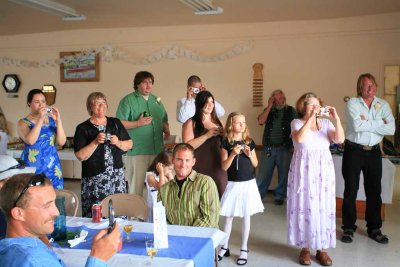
[67,230,88,248]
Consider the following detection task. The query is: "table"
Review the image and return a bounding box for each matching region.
[7,148,77,160]
[333,155,395,204]
[7,149,81,178]
[57,217,227,267]
[332,155,396,219]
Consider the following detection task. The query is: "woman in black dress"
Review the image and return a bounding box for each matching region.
[182,90,227,198]
[74,92,132,217]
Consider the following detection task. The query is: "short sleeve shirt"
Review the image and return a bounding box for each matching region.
[116,91,168,155]
[221,139,256,182]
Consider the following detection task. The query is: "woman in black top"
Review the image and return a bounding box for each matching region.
[74,92,132,217]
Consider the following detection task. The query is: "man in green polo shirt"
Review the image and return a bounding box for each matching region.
[116,71,170,196]
[158,143,220,228]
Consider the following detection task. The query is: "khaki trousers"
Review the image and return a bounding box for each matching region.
[125,155,156,196]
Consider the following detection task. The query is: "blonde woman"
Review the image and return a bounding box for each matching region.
[218,112,263,265]
[74,92,132,218]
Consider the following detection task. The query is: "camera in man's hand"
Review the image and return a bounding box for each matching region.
[191,87,200,94]
[105,133,112,141]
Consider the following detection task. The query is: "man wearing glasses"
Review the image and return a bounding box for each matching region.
[0,173,121,266]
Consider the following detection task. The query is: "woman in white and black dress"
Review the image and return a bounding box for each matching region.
[74,92,132,218]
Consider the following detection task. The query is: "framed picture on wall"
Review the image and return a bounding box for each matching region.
[60,51,100,82]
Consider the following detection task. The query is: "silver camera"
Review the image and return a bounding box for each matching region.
[46,107,52,113]
[191,87,200,94]
[105,133,111,141]
[319,107,330,116]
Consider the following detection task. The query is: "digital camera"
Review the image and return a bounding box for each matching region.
[191,87,200,94]
[234,140,245,150]
[46,107,52,113]
[105,133,112,141]
[319,107,330,116]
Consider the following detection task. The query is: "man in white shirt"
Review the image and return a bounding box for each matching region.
[341,73,395,245]
[176,75,225,123]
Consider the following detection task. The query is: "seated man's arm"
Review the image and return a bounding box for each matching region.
[193,177,220,228]
[86,223,121,267]
[85,256,108,267]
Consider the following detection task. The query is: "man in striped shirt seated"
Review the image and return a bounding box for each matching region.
[158,143,220,227]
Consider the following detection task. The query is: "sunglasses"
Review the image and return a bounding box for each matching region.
[13,173,46,208]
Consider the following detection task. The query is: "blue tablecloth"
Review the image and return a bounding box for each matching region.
[63,226,214,267]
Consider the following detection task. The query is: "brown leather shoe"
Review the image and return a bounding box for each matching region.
[316,250,332,266]
[299,249,311,265]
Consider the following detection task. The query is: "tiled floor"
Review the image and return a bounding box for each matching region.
[65,168,400,267]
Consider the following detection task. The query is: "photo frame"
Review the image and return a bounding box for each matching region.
[60,51,100,82]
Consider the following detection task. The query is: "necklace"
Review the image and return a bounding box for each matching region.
[90,117,107,125]
[28,113,41,120]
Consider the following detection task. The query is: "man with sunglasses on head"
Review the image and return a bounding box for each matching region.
[0,173,121,267]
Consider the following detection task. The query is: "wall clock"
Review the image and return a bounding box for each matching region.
[2,74,21,93]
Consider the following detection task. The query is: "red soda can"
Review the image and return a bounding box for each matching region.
[92,204,102,223]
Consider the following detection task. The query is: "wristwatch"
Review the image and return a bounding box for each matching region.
[2,74,21,93]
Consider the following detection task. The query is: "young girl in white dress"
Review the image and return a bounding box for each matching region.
[145,151,173,222]
[218,112,264,265]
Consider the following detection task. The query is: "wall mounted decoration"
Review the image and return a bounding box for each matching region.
[252,63,264,107]
[2,74,20,98]
[0,41,253,68]
[60,51,99,82]
[42,85,56,105]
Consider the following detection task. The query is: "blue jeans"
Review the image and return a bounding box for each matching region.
[257,146,292,200]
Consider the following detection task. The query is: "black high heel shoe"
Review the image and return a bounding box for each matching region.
[237,249,249,265]
[217,247,230,261]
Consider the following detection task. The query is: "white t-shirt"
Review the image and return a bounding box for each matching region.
[176,97,225,123]
[145,171,159,222]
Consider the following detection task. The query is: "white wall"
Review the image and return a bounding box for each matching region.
[1,12,400,144]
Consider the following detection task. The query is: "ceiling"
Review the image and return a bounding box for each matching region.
[1,0,400,36]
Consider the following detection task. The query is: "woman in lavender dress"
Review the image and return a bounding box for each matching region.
[287,93,344,266]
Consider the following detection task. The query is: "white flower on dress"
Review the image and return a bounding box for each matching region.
[156,97,161,103]
[374,103,381,111]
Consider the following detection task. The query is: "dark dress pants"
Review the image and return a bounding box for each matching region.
[341,144,382,232]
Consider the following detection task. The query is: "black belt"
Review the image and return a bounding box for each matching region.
[270,144,284,147]
[345,140,379,151]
